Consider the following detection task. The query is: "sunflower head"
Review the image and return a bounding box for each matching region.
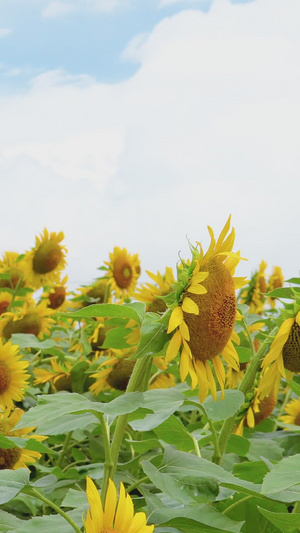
[0,301,54,340]
[165,217,246,402]
[0,406,46,470]
[134,267,175,313]
[0,340,29,408]
[267,266,284,308]
[279,398,300,426]
[238,260,267,314]
[0,252,26,289]
[34,358,73,392]
[84,477,154,533]
[104,247,140,300]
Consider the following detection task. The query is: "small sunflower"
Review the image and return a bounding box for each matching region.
[267,266,284,308]
[42,275,69,311]
[235,389,276,436]
[258,310,300,399]
[149,372,176,389]
[279,398,300,426]
[22,229,67,289]
[89,350,135,395]
[73,279,111,308]
[0,406,46,470]
[0,252,26,289]
[0,340,29,407]
[165,216,246,402]
[134,267,175,313]
[238,260,267,314]
[84,477,154,533]
[34,358,73,392]
[226,362,247,389]
[0,292,13,316]
[104,247,140,300]
[0,300,54,340]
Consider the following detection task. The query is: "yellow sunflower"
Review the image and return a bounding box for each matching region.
[0,300,54,340]
[238,260,267,314]
[22,229,67,289]
[0,340,29,407]
[165,217,246,402]
[73,279,111,308]
[134,267,175,313]
[104,247,140,300]
[149,372,176,389]
[267,266,284,308]
[0,406,46,470]
[258,310,300,399]
[90,350,135,395]
[0,292,13,316]
[226,362,247,389]
[84,477,154,533]
[34,358,73,392]
[42,275,70,311]
[279,398,300,426]
[235,389,276,436]
[0,251,26,289]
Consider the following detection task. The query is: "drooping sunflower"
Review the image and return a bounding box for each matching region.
[149,372,176,390]
[89,349,136,395]
[235,388,276,436]
[34,358,73,392]
[258,310,300,399]
[165,217,246,402]
[267,266,284,308]
[84,477,154,533]
[41,275,70,311]
[22,229,67,289]
[0,340,29,407]
[0,406,47,470]
[0,251,26,289]
[0,292,13,316]
[134,267,175,313]
[0,300,54,340]
[238,260,267,314]
[278,398,300,426]
[104,247,140,300]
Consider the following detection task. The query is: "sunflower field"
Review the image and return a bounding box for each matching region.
[1,218,300,533]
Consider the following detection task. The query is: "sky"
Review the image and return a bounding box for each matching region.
[0,0,299,290]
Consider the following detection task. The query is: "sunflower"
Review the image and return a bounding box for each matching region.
[104,247,140,300]
[226,362,247,389]
[89,349,136,395]
[42,275,69,311]
[235,389,276,436]
[258,310,300,399]
[73,279,111,308]
[0,292,13,316]
[149,372,176,389]
[0,406,46,470]
[238,260,267,314]
[0,340,29,407]
[0,300,54,340]
[84,477,154,533]
[267,266,284,308]
[22,229,67,289]
[0,251,26,289]
[278,398,300,426]
[34,358,73,392]
[134,267,175,313]
[165,217,246,402]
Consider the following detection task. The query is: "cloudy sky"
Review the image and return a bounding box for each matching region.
[1,0,299,289]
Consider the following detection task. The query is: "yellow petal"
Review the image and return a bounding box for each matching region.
[104,479,117,529]
[246,406,255,428]
[179,320,190,341]
[180,348,190,382]
[187,284,207,295]
[165,330,182,363]
[167,306,183,333]
[182,297,199,315]
[86,477,103,531]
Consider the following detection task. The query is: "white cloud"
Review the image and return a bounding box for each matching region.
[0,28,11,38]
[42,0,125,17]
[1,0,300,284]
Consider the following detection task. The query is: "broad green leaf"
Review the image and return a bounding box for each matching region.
[126,438,161,453]
[285,278,300,285]
[133,314,169,359]
[101,327,133,349]
[0,434,26,449]
[0,510,23,532]
[14,507,85,533]
[236,347,253,363]
[70,361,90,393]
[233,461,270,484]
[266,287,299,299]
[203,390,245,422]
[10,334,55,349]
[258,507,299,533]
[129,390,185,431]
[226,434,250,457]
[262,454,300,494]
[153,415,195,452]
[247,438,284,462]
[0,469,30,504]
[158,518,242,533]
[62,302,143,325]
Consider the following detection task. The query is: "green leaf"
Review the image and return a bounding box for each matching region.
[70,361,90,393]
[101,327,132,349]
[236,347,253,363]
[126,438,161,453]
[128,389,185,431]
[285,278,300,285]
[10,334,55,349]
[226,434,250,457]
[158,517,242,533]
[262,454,300,494]
[288,378,300,397]
[247,438,284,462]
[0,510,23,532]
[258,507,299,533]
[62,302,143,325]
[203,390,245,422]
[266,287,298,299]
[0,469,30,504]
[153,415,195,452]
[133,313,169,359]
[233,461,270,484]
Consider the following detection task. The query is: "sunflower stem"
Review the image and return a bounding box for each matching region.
[101,355,154,502]
[214,327,278,465]
[222,495,253,516]
[96,412,113,505]
[57,431,73,468]
[22,486,82,533]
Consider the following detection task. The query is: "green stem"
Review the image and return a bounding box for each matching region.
[23,486,82,533]
[191,435,201,458]
[223,495,253,516]
[57,431,73,468]
[101,355,154,501]
[292,501,300,514]
[96,413,113,505]
[126,475,149,494]
[242,319,255,358]
[215,327,278,465]
[7,273,24,311]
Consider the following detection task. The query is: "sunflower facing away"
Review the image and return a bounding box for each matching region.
[0,340,29,407]
[267,266,284,308]
[34,358,73,392]
[104,247,140,300]
[22,229,67,289]
[258,310,300,399]
[42,275,69,311]
[0,300,54,340]
[134,267,175,313]
[238,260,267,314]
[0,406,46,470]
[84,477,154,533]
[90,349,136,395]
[235,388,276,436]
[165,216,246,402]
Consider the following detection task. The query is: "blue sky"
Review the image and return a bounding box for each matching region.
[1,0,299,289]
